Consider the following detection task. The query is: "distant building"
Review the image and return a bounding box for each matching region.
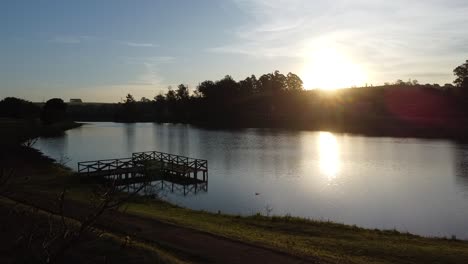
[69,98,83,104]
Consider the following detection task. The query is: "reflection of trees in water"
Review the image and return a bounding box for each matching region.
[455,146,468,194]
[151,125,303,180]
[194,129,234,172]
[251,128,302,179]
[151,123,191,156]
[152,123,168,152]
[124,123,135,154]
[175,125,190,155]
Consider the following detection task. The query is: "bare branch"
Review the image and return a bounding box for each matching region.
[21,137,38,148]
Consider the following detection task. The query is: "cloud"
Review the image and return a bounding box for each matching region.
[212,0,468,83]
[123,56,175,87]
[121,42,158,48]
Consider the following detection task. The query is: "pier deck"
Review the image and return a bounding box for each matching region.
[77,151,208,191]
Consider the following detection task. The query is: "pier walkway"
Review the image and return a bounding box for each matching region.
[77,151,208,193]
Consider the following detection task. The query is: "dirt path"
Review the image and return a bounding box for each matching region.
[6,191,318,264]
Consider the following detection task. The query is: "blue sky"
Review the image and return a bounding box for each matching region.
[1,0,468,102]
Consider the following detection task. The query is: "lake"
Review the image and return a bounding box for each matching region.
[34,122,468,239]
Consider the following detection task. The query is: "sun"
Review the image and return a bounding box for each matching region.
[301,47,367,90]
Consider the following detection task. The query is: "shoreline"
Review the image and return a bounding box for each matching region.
[3,145,468,263]
[31,122,468,240]
[29,146,468,241]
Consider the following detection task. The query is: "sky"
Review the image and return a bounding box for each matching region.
[1,0,468,102]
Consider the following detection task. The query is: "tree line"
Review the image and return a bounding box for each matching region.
[3,61,468,139]
[0,97,74,145]
[0,97,68,124]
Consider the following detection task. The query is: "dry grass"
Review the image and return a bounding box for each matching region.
[0,197,187,264]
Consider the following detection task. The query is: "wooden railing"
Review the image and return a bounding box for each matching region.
[78,151,207,177]
[78,158,142,175]
[132,151,208,172]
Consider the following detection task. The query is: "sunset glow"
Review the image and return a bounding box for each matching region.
[301,47,367,90]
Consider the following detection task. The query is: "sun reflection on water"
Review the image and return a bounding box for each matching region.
[318,132,340,179]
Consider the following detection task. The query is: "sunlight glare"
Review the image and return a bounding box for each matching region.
[302,47,367,90]
[318,132,340,179]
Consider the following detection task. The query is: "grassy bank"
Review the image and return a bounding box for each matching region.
[6,146,468,264]
[0,197,186,264]
[119,200,468,264]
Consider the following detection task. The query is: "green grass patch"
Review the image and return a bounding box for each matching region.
[115,198,468,264]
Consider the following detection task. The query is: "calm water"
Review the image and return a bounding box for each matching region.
[35,122,468,239]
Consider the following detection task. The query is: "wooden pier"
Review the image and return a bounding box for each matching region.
[132,151,208,182]
[77,151,208,195]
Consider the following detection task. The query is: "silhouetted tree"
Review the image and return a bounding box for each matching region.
[395,79,405,86]
[154,94,165,102]
[124,94,135,104]
[140,97,151,103]
[41,98,67,124]
[0,97,40,119]
[258,73,273,93]
[443,83,455,89]
[286,72,304,91]
[238,75,258,96]
[463,78,468,88]
[454,60,468,87]
[272,70,287,91]
[166,89,177,102]
[197,80,216,99]
[216,75,239,99]
[258,71,287,93]
[176,84,189,101]
[151,93,167,119]
[119,94,137,121]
